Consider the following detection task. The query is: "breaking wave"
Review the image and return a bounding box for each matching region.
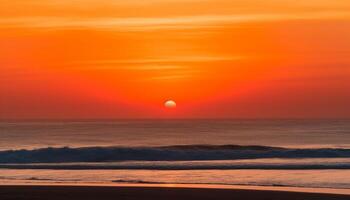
[1,144,350,164]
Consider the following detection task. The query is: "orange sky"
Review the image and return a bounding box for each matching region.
[1,0,350,119]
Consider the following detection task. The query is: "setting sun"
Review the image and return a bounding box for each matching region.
[164,100,177,108]
[0,0,349,119]
[1,1,350,199]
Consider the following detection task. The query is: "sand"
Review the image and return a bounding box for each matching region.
[0,185,349,200]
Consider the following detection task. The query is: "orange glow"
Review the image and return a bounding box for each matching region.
[1,1,350,119]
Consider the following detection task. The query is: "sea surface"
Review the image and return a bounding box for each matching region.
[0,119,350,191]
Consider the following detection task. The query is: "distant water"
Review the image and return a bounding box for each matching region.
[0,119,350,190]
[1,119,350,150]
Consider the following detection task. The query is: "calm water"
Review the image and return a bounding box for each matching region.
[0,119,350,190]
[1,119,350,149]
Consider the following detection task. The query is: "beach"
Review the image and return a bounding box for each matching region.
[2,0,350,198]
[1,120,350,193]
[0,185,350,200]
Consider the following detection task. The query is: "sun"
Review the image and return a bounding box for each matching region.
[164,100,177,108]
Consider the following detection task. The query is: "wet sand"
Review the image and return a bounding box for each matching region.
[0,185,349,200]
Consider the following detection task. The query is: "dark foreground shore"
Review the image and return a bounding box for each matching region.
[0,185,349,200]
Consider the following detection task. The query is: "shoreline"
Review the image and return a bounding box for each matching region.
[1,182,350,195]
[0,184,349,200]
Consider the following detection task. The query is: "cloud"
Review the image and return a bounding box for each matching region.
[70,56,242,65]
[1,12,349,31]
[64,56,243,70]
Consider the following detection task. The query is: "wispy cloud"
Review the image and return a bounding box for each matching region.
[64,56,243,70]
[1,12,349,30]
[147,74,193,81]
[70,56,242,65]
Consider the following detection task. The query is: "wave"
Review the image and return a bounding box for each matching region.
[1,144,350,164]
[2,158,350,169]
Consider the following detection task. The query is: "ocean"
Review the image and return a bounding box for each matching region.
[0,119,350,190]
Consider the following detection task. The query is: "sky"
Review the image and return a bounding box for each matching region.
[1,0,350,119]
